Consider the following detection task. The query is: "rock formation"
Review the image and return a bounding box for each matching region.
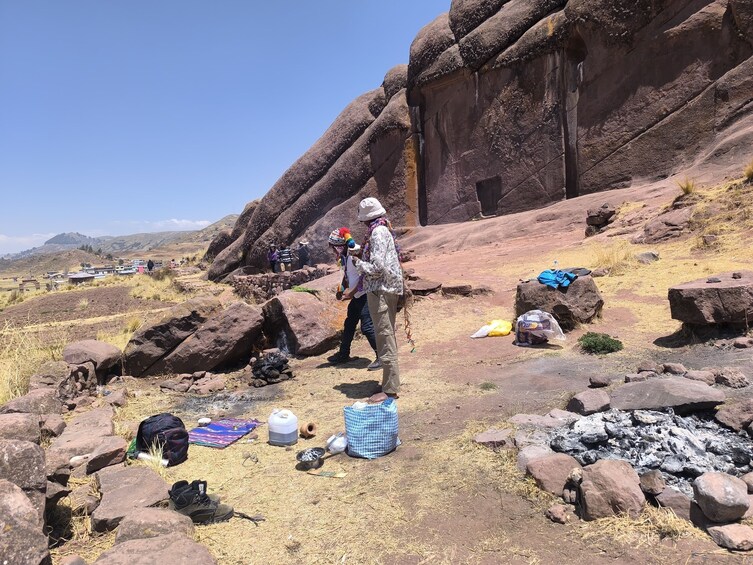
[209,0,753,281]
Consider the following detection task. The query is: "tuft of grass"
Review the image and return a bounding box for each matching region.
[6,289,25,306]
[677,177,696,195]
[591,241,636,276]
[580,506,704,546]
[0,321,65,404]
[479,381,497,391]
[151,268,176,282]
[745,160,753,183]
[77,298,89,310]
[578,332,623,354]
[124,316,142,333]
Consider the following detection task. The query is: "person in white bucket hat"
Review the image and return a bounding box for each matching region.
[353,197,403,398]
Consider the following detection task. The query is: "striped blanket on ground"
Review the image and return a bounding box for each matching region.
[188,418,262,448]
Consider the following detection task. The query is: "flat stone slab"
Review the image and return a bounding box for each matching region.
[668,271,753,325]
[115,508,194,544]
[610,377,725,413]
[473,428,514,449]
[707,524,753,551]
[93,533,216,564]
[92,466,169,532]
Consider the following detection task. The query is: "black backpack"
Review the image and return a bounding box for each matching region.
[136,413,189,467]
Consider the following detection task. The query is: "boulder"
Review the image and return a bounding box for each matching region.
[715,367,750,388]
[28,360,71,390]
[114,508,194,544]
[589,374,612,388]
[93,533,216,564]
[63,340,122,379]
[610,378,725,414]
[707,524,753,551]
[526,453,581,496]
[683,370,716,385]
[147,302,263,375]
[46,407,115,476]
[123,295,222,377]
[514,276,604,330]
[545,503,570,524]
[639,207,692,243]
[655,487,692,521]
[0,439,47,524]
[516,445,553,473]
[693,472,749,522]
[579,459,645,520]
[715,399,753,431]
[0,387,61,415]
[566,389,610,416]
[41,413,66,437]
[473,428,514,449]
[639,470,665,496]
[668,272,753,326]
[741,472,753,494]
[0,412,40,443]
[262,290,341,355]
[0,479,51,565]
[86,436,128,474]
[92,466,169,532]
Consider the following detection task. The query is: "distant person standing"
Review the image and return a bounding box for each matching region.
[297,241,310,270]
[278,244,293,272]
[147,259,154,274]
[353,197,403,398]
[267,245,279,273]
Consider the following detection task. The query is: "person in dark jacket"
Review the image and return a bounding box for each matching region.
[297,241,310,269]
[267,245,279,273]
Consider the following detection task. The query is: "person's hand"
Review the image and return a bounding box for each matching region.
[343,288,356,300]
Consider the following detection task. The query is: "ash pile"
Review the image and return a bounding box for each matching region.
[249,352,294,387]
[550,408,752,496]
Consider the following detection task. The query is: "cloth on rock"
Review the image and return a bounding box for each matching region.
[537,269,578,289]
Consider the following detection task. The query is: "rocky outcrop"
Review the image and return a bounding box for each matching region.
[610,377,725,413]
[0,479,51,565]
[262,291,342,355]
[63,340,122,380]
[207,0,753,282]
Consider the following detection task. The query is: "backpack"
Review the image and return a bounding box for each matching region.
[136,413,189,467]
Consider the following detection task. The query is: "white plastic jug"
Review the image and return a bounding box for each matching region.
[268,408,299,446]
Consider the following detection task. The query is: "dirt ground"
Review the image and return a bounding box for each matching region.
[33,174,753,563]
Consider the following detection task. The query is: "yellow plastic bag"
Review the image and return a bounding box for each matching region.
[470,319,512,338]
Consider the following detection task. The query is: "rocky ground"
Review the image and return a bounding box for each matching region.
[3,174,753,564]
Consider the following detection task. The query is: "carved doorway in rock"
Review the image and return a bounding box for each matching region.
[476,176,502,216]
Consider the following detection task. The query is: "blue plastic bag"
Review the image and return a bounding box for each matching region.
[343,398,399,459]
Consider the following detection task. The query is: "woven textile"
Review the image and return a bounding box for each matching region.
[188,418,261,449]
[343,398,398,459]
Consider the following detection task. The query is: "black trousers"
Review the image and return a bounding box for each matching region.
[339,294,377,356]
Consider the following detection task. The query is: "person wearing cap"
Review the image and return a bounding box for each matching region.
[326,228,379,369]
[352,197,403,397]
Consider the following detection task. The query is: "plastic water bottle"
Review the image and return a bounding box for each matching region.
[136,452,169,467]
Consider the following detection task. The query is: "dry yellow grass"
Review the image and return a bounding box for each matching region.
[745,159,753,183]
[676,177,697,195]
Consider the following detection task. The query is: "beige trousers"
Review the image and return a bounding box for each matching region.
[367,291,400,395]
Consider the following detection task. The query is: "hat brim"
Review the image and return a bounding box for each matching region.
[357,207,386,221]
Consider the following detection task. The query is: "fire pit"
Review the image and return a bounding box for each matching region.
[550,408,753,496]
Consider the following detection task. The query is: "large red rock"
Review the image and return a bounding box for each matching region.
[567,389,610,416]
[114,508,194,544]
[693,472,749,522]
[86,436,128,474]
[526,453,581,496]
[610,377,725,414]
[93,533,216,564]
[0,388,62,415]
[668,272,753,326]
[46,407,115,476]
[63,339,122,379]
[262,290,342,355]
[147,302,263,374]
[715,398,753,431]
[0,479,51,565]
[0,412,41,444]
[708,524,753,551]
[515,276,604,330]
[579,459,645,520]
[123,295,222,377]
[92,466,169,532]
[0,439,47,524]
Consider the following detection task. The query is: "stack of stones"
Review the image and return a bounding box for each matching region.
[230,265,335,303]
[250,352,294,388]
[585,203,616,237]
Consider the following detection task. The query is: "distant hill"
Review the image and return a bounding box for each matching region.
[0,215,238,273]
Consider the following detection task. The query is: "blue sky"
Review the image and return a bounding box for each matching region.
[0,1,448,254]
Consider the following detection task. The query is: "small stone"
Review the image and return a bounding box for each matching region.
[636,251,660,264]
[656,488,692,522]
[661,363,687,375]
[639,470,666,495]
[636,361,660,373]
[624,373,648,383]
[105,389,128,407]
[567,390,610,416]
[545,504,569,524]
[715,367,750,388]
[742,472,753,494]
[707,524,753,551]
[733,272,743,279]
[589,374,611,388]
[683,370,716,385]
[473,429,513,449]
[60,556,88,565]
[733,337,753,349]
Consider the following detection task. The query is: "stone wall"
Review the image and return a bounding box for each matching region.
[230,265,337,303]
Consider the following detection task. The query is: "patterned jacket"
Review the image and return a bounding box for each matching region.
[355,225,403,295]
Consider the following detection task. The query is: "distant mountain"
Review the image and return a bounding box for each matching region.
[2,215,239,261]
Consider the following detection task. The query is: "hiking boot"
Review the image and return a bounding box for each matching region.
[366,358,382,371]
[327,352,351,364]
[168,480,233,524]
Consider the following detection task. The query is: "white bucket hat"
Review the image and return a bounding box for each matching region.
[357,197,386,221]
